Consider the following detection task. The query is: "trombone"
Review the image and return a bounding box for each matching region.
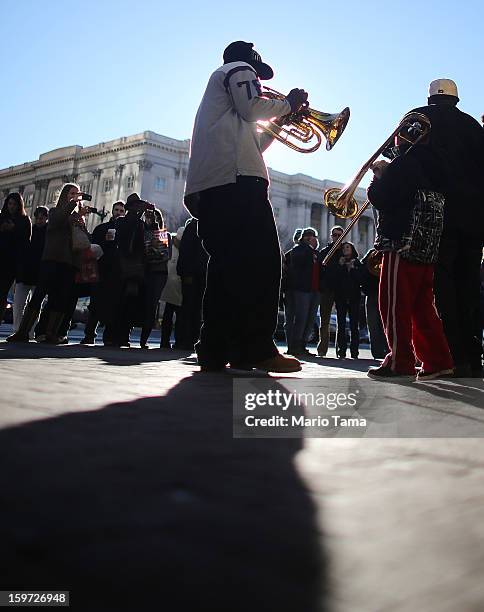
[259,87,350,153]
[321,112,432,266]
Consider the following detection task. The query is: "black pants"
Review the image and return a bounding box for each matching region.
[141,271,167,345]
[161,302,180,347]
[197,176,281,365]
[0,264,15,306]
[434,233,483,372]
[29,261,76,313]
[176,278,205,349]
[335,295,360,357]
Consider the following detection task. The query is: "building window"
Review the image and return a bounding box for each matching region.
[126,175,135,189]
[154,176,166,192]
[80,182,92,195]
[103,178,113,193]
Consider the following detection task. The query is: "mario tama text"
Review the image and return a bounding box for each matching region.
[233,378,484,438]
[233,379,369,438]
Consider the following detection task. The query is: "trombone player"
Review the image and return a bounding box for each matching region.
[366,121,454,381]
[184,41,308,373]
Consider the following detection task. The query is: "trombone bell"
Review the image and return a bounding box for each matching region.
[324,187,358,219]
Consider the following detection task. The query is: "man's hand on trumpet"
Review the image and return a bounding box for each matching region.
[285,88,309,113]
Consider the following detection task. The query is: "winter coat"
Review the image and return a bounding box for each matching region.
[409,103,484,236]
[161,236,183,306]
[176,219,208,280]
[284,242,321,293]
[0,212,31,271]
[42,198,79,267]
[16,223,47,285]
[319,241,343,292]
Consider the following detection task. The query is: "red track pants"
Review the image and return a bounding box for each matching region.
[379,251,454,374]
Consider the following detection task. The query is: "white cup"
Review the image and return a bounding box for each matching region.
[106,228,116,241]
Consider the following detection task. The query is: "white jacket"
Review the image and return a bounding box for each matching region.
[185,61,291,197]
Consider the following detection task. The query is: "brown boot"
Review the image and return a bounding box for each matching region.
[6,305,39,343]
[252,353,302,373]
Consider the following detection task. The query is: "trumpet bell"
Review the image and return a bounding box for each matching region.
[308,107,351,151]
[324,187,358,219]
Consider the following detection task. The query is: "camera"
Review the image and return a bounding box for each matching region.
[80,192,93,201]
[86,206,98,214]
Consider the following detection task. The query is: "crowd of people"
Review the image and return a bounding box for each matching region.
[0,186,207,350]
[1,39,483,379]
[283,225,388,361]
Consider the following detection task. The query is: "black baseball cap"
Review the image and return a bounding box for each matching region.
[223,41,274,80]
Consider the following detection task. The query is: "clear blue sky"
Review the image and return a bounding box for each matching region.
[1,0,482,187]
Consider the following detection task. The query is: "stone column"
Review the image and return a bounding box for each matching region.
[62,173,79,185]
[320,207,328,243]
[91,169,103,203]
[137,160,153,199]
[33,179,49,207]
[115,164,125,200]
[2,188,10,199]
[17,185,25,195]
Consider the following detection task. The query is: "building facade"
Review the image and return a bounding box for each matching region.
[0,130,374,253]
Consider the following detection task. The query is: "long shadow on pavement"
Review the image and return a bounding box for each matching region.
[0,373,326,612]
[0,341,193,366]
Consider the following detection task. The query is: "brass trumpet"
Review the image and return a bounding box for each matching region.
[259,87,350,153]
[321,112,432,266]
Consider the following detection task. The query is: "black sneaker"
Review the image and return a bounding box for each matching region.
[367,365,415,380]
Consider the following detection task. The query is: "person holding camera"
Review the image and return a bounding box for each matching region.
[110,192,150,347]
[80,200,126,344]
[0,192,31,326]
[140,207,171,348]
[7,184,88,343]
[184,40,307,372]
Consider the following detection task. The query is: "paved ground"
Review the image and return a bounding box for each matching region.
[1,324,483,612]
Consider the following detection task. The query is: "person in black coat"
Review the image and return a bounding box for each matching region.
[0,192,31,324]
[80,200,125,344]
[13,206,48,333]
[111,194,149,347]
[283,227,321,355]
[176,217,208,351]
[359,249,388,359]
[332,241,362,359]
[410,78,484,377]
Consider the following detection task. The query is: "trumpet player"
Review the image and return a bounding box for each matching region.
[366,125,454,381]
[184,41,308,373]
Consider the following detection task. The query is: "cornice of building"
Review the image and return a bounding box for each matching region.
[0,131,190,181]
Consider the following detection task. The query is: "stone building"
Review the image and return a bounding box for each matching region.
[0,130,374,252]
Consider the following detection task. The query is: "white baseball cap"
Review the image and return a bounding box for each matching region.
[428,78,459,99]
